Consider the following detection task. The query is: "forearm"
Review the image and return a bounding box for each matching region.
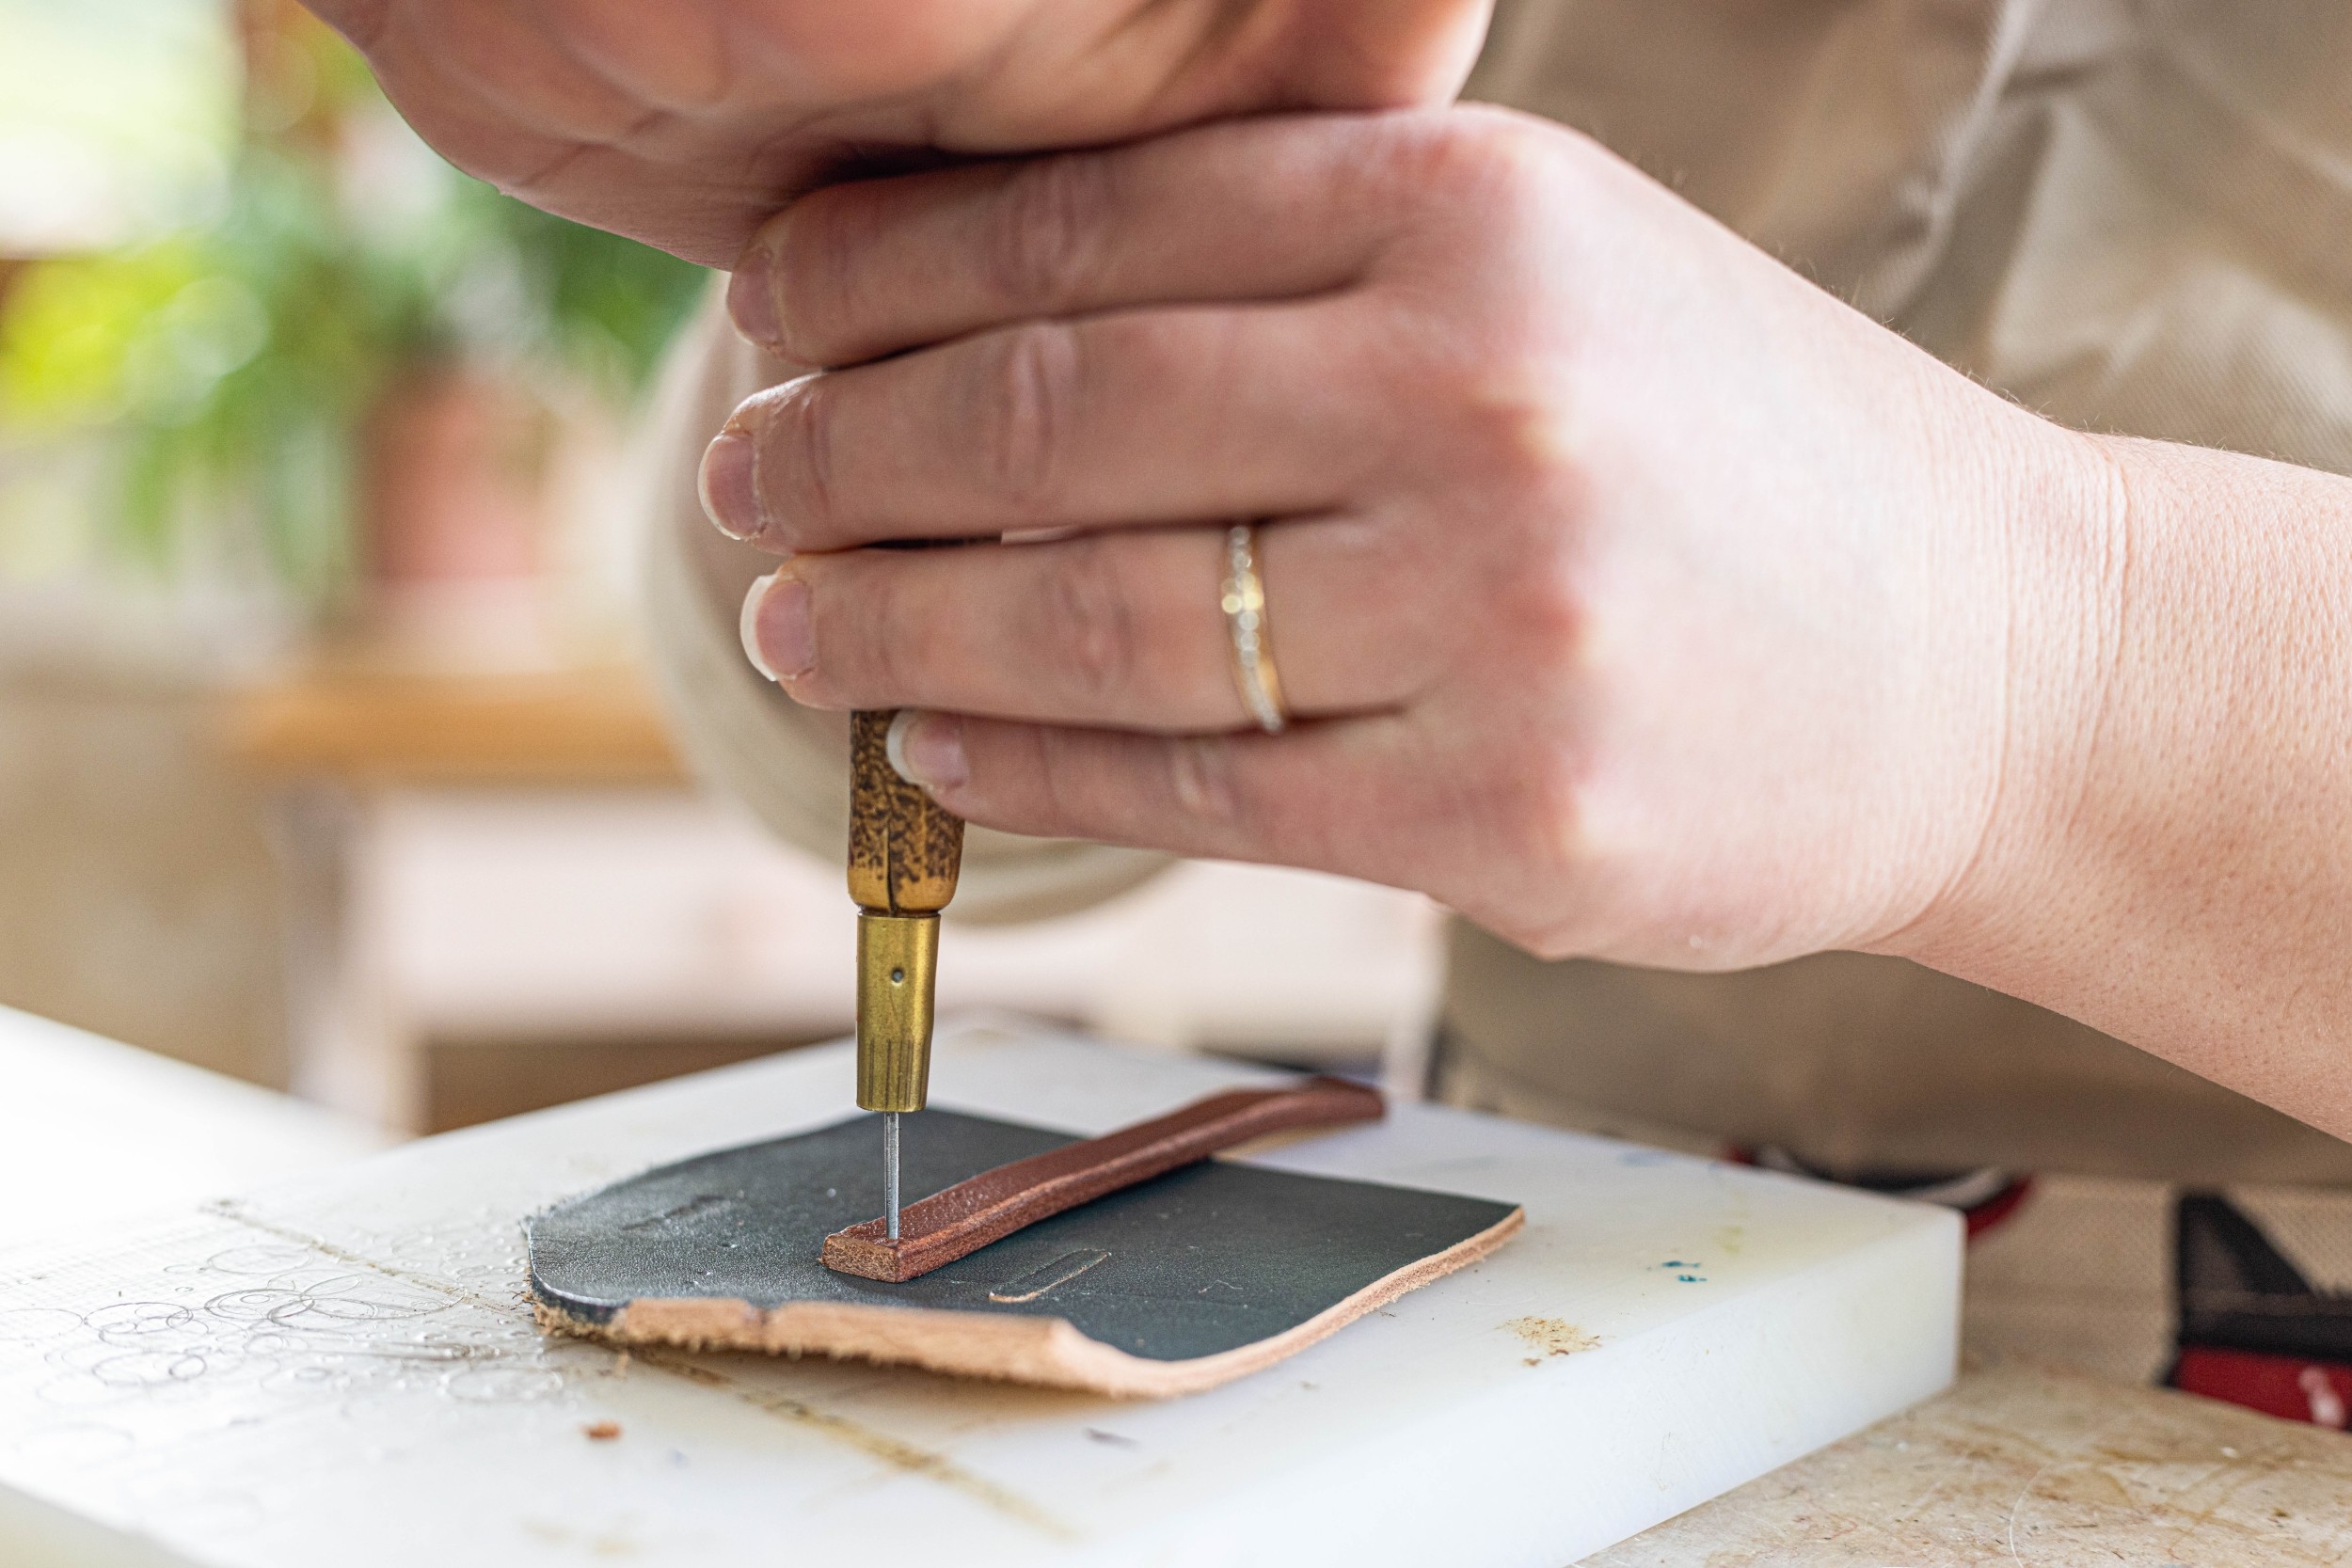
[1899,431,2352,1138]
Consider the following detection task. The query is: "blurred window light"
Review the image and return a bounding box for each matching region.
[0,0,237,253]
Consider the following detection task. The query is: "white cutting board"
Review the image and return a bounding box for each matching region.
[0,1016,1958,1567]
[0,1006,382,1249]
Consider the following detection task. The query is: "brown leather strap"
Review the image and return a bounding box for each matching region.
[822,1076,1386,1282]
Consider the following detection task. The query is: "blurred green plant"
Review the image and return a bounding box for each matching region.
[0,103,707,607]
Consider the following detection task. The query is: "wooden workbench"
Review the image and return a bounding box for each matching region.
[1592,1358,2352,1563]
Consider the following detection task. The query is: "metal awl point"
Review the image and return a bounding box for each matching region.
[850,708,961,1257]
[857,909,935,1243]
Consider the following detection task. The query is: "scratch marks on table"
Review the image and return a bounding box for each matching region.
[3,1202,1076,1547]
[202,1198,514,1315]
[2001,1450,2059,1563]
[4,1220,566,1429]
[632,1348,1075,1541]
[213,1208,1077,1539]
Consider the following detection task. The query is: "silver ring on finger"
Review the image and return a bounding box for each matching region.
[1220,523,1290,735]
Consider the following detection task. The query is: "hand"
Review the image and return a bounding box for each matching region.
[303,0,1490,266]
[705,106,2115,970]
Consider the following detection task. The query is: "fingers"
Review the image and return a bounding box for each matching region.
[888,709,1425,876]
[887,705,1533,910]
[741,516,1439,727]
[351,1,787,262]
[366,0,654,155]
[515,0,735,114]
[729,114,1409,366]
[699,302,1382,549]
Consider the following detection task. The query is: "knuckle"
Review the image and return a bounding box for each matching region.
[1369,104,1552,220]
[763,374,838,545]
[821,562,915,700]
[1447,365,1585,501]
[769,197,863,364]
[1030,541,1143,708]
[1518,571,1591,658]
[1367,116,1590,503]
[984,152,1111,309]
[1024,724,1130,838]
[981,321,1082,506]
[1443,105,1560,207]
[1498,739,1592,886]
[1035,727,1107,825]
[1164,736,1247,831]
[1475,531,1592,681]
[1386,322,1581,504]
[771,187,889,369]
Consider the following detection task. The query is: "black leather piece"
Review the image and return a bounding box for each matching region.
[528,1109,1516,1363]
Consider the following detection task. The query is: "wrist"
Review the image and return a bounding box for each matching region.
[1872,414,2133,979]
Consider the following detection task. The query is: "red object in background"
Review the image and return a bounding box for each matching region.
[362,365,547,586]
[2171,1346,2352,1429]
[1963,1177,2034,1239]
[1720,1148,2036,1243]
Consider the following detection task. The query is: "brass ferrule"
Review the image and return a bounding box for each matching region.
[856,911,937,1113]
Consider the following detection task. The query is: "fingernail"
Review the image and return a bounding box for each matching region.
[739,571,815,682]
[726,240,783,350]
[699,429,760,540]
[887,710,968,791]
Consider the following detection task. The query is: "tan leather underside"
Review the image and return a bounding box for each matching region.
[537,1207,1524,1398]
